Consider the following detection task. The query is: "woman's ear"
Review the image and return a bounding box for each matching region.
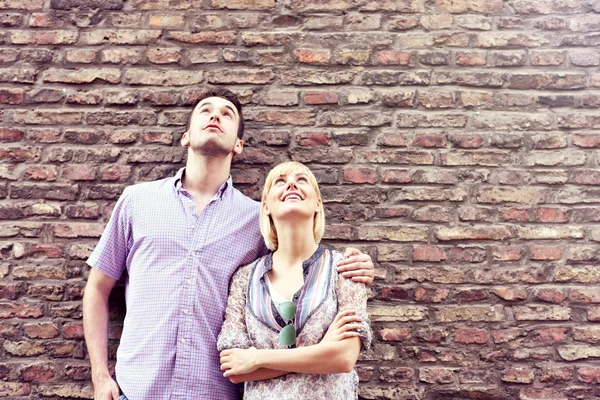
[315,197,322,213]
[263,200,271,216]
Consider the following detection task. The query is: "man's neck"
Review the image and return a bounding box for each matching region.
[182,154,232,198]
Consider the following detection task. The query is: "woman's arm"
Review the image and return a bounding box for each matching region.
[221,254,371,379]
[222,310,362,381]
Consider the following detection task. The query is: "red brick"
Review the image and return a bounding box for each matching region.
[531,327,569,344]
[534,288,565,303]
[377,51,412,65]
[296,132,331,147]
[412,133,447,148]
[529,245,563,261]
[413,246,446,262]
[62,165,96,181]
[414,287,449,303]
[24,165,58,181]
[19,364,55,382]
[578,367,600,383]
[501,367,534,384]
[455,328,489,344]
[294,48,330,64]
[304,91,338,105]
[378,327,411,342]
[343,167,376,184]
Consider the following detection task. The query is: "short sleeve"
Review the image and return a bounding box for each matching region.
[86,187,133,280]
[333,252,372,351]
[217,264,253,352]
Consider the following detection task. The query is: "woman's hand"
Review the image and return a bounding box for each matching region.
[321,310,362,344]
[220,347,260,377]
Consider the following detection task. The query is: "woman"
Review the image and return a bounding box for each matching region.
[217,161,371,399]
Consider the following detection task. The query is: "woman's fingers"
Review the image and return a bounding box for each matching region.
[338,315,362,326]
[340,331,360,339]
[340,323,363,332]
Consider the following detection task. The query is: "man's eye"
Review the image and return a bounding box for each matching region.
[200,109,209,113]
[224,113,232,119]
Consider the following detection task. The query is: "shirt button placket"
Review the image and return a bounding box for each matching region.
[172,214,198,399]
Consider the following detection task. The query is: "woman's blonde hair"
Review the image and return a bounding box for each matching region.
[259,161,325,251]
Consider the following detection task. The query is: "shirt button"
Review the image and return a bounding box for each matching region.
[186,279,192,285]
[189,225,195,229]
[183,309,189,314]
[180,338,186,344]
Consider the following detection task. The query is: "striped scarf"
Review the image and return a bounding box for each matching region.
[247,246,334,336]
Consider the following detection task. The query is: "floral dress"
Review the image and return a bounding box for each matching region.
[217,246,371,400]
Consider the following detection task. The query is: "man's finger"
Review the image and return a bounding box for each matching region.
[351,276,371,284]
[343,247,361,258]
[336,255,363,267]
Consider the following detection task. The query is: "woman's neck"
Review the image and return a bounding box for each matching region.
[272,219,319,270]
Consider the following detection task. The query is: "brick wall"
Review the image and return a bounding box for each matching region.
[2,0,600,398]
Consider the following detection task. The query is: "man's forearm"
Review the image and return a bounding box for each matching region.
[83,285,112,380]
[255,339,361,375]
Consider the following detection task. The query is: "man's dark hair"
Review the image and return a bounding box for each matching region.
[186,88,245,139]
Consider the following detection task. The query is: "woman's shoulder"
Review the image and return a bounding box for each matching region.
[234,253,271,283]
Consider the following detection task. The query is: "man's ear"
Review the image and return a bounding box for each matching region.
[181,131,190,147]
[233,139,243,155]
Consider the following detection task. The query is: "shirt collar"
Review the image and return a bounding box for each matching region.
[259,245,325,280]
[173,167,232,200]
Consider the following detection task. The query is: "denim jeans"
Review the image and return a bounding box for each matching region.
[118,395,128,400]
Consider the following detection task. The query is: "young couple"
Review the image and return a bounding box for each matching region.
[83,88,372,400]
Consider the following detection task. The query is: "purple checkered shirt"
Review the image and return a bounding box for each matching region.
[87,168,268,400]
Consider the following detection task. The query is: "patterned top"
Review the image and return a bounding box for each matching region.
[88,168,268,400]
[217,247,371,400]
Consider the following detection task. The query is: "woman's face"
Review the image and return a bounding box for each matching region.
[264,169,321,222]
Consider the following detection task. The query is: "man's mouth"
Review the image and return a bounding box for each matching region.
[204,124,222,132]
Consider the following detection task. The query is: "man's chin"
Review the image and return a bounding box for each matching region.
[192,141,233,157]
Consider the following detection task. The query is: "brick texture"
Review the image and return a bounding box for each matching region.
[1,1,600,399]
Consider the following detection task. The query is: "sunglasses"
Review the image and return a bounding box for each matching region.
[278,301,296,347]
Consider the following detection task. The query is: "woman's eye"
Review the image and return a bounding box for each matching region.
[298,177,308,183]
[274,179,285,185]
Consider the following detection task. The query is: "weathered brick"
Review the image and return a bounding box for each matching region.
[80,29,161,45]
[9,30,77,45]
[435,0,502,13]
[501,367,534,384]
[513,305,571,321]
[42,68,120,84]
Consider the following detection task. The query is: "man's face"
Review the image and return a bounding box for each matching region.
[182,96,243,157]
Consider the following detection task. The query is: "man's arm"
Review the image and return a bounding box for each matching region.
[83,269,120,400]
[337,247,375,286]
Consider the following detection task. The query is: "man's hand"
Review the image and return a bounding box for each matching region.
[322,310,362,343]
[92,373,120,400]
[220,347,260,377]
[337,247,375,286]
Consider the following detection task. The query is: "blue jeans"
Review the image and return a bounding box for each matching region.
[118,395,128,400]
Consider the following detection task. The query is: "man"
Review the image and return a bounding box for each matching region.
[83,88,375,400]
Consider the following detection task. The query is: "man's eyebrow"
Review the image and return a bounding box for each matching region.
[198,101,237,117]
